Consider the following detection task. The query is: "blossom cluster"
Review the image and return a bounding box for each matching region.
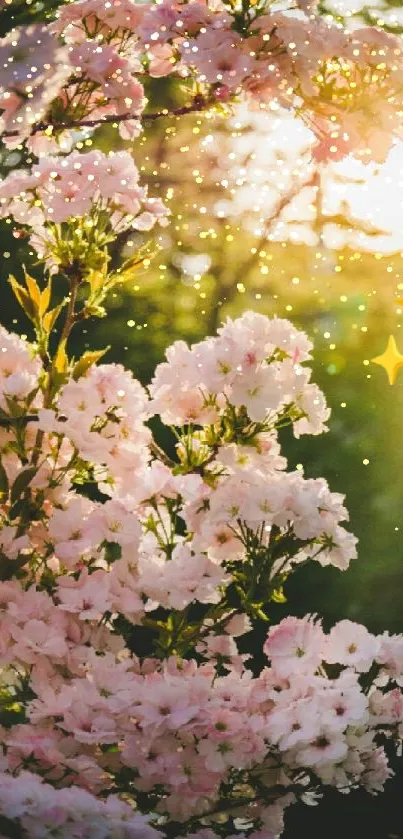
[149,311,328,430]
[0,16,145,151]
[0,149,168,273]
[0,24,71,150]
[133,1,403,161]
[0,603,402,833]
[0,314,357,588]
[0,305,398,837]
[0,770,162,839]
[1,0,403,161]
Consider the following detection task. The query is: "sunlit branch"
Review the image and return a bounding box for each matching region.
[207,163,318,333]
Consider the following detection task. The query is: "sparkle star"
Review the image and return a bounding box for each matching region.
[371,335,403,385]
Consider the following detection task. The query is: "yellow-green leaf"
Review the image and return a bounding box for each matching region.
[39,280,52,316]
[119,243,154,280]
[88,252,109,294]
[23,269,41,311]
[72,347,109,380]
[270,587,287,604]
[9,276,37,323]
[43,303,64,333]
[88,269,106,295]
[54,341,69,374]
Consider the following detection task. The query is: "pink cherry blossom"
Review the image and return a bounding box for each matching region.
[326,620,380,672]
[0,25,70,147]
[264,616,325,678]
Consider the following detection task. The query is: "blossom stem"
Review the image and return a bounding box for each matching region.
[59,274,80,347]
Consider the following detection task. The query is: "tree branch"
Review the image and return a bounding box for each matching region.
[207,163,318,333]
[1,95,210,139]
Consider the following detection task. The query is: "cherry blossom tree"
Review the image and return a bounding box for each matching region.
[0,1,403,837]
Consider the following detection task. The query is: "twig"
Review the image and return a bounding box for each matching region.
[149,439,176,469]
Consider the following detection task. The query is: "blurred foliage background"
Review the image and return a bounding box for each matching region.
[3,0,403,833]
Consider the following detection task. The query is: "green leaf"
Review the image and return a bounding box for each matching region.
[0,461,9,502]
[104,542,122,564]
[10,467,37,505]
[72,347,109,381]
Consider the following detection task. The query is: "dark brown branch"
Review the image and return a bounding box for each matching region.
[1,95,209,139]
